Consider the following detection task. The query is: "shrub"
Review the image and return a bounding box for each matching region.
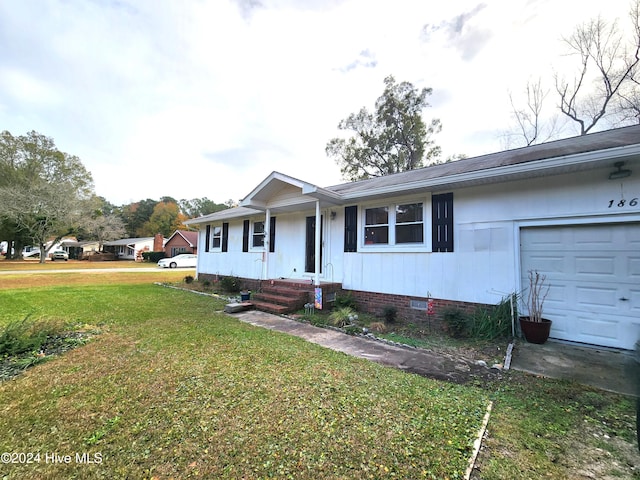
[443,308,469,338]
[468,294,516,340]
[329,307,357,328]
[201,279,211,288]
[344,325,362,335]
[369,321,387,333]
[382,305,398,323]
[334,292,357,310]
[184,275,194,284]
[219,275,241,293]
[142,251,166,263]
[0,316,65,356]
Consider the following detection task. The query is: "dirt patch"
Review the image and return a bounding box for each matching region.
[562,422,640,480]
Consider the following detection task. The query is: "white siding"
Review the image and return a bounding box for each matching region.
[342,166,640,307]
[196,163,640,349]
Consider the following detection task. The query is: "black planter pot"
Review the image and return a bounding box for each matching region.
[519,316,552,344]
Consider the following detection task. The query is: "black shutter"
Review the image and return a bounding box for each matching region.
[432,193,454,252]
[269,217,276,253]
[242,220,249,252]
[221,222,229,252]
[344,205,358,252]
[205,225,211,252]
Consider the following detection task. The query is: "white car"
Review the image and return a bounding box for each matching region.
[157,254,197,268]
[49,250,69,261]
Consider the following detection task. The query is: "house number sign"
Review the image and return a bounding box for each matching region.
[607,198,638,208]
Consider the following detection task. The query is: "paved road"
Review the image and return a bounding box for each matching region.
[0,267,195,274]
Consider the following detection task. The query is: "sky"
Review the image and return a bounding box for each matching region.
[0,0,633,206]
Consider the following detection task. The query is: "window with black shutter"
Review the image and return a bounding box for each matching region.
[344,205,357,252]
[242,220,249,252]
[432,193,454,252]
[205,225,211,252]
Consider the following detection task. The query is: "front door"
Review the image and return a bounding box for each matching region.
[305,215,323,273]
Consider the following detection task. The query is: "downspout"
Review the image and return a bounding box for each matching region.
[314,200,320,286]
[263,208,270,280]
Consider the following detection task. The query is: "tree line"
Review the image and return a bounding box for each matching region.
[0,130,230,262]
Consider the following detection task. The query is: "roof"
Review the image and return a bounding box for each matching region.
[186,125,640,225]
[327,124,640,199]
[103,237,154,246]
[166,230,198,246]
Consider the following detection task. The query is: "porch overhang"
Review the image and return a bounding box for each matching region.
[240,171,343,213]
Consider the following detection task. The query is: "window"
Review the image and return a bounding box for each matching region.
[395,203,423,243]
[252,221,265,248]
[212,226,222,249]
[206,224,227,252]
[364,207,389,244]
[363,201,425,247]
[171,246,187,257]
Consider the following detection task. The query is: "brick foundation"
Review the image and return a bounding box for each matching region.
[198,274,489,331]
[347,289,489,332]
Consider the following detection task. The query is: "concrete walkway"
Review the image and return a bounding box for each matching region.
[232,310,501,384]
[231,309,638,396]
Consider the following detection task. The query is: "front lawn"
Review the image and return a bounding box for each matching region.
[0,285,489,479]
[1,280,638,479]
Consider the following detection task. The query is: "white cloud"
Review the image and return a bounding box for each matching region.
[0,0,633,205]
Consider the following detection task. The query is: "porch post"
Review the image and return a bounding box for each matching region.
[263,208,270,280]
[314,200,320,286]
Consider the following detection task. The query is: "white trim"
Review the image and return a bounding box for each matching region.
[248,220,266,252]
[359,196,430,252]
[517,211,640,228]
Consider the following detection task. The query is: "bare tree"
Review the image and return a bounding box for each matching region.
[555,1,640,134]
[83,214,127,250]
[503,79,565,147]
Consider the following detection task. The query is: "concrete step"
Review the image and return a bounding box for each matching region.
[224,302,253,313]
[252,292,307,307]
[249,301,291,315]
[259,286,310,298]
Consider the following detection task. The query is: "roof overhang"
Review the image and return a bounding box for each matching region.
[240,171,343,212]
[335,143,640,202]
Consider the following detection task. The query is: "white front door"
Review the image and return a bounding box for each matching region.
[520,223,640,349]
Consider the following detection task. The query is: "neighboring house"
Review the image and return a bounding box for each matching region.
[59,238,100,259]
[22,237,77,258]
[164,230,198,257]
[185,125,640,350]
[102,237,155,261]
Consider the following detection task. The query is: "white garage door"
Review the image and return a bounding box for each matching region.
[520,223,640,349]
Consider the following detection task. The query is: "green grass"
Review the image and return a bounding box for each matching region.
[0,285,489,479]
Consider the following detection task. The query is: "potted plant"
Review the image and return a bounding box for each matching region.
[519,270,552,344]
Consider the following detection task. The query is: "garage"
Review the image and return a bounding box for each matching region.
[520,223,640,350]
